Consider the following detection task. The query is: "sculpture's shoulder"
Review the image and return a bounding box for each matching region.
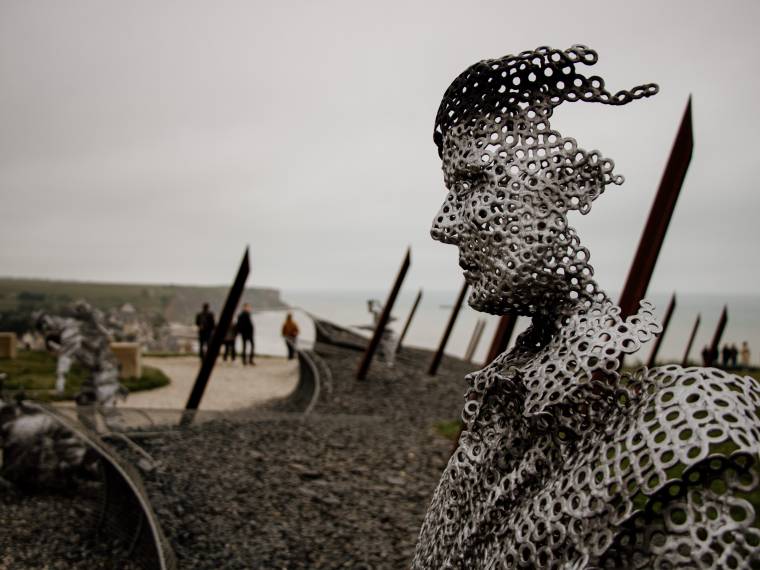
[591,364,760,568]
[639,363,759,435]
[618,363,760,460]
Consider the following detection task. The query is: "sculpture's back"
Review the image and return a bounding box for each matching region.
[414,45,760,569]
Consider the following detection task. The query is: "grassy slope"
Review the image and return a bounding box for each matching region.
[0,350,169,402]
[0,278,286,324]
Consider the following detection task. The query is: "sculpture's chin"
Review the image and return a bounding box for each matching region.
[467,288,510,316]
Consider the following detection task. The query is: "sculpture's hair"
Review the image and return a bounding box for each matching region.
[434,45,658,158]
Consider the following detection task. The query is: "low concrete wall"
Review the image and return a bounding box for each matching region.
[110,342,142,379]
[0,332,17,359]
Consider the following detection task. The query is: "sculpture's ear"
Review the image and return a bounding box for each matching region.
[434,126,444,159]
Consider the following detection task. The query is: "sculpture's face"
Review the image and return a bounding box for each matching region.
[431,122,579,316]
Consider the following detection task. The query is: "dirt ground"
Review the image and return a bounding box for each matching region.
[124,355,298,410]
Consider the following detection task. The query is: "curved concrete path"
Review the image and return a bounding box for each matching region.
[126,355,298,411]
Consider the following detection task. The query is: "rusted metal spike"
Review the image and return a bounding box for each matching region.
[618,98,693,319]
[184,248,250,417]
[464,319,486,363]
[682,313,701,366]
[708,306,728,365]
[397,289,423,352]
[356,248,411,380]
[486,313,517,363]
[646,292,676,368]
[429,281,469,376]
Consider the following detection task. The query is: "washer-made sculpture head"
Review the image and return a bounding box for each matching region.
[431,45,658,318]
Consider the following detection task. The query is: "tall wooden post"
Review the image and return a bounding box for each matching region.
[356,248,411,380]
[486,313,517,363]
[682,313,701,366]
[397,289,423,352]
[618,99,693,319]
[646,292,676,368]
[429,281,469,376]
[184,248,250,416]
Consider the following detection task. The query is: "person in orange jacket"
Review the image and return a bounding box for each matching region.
[281,313,299,359]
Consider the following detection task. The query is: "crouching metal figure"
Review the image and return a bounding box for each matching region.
[37,301,128,406]
[0,397,91,489]
[0,302,128,488]
[414,45,760,569]
[368,299,399,367]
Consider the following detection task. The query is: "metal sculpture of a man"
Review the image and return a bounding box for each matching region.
[414,45,760,568]
[0,302,127,488]
[37,301,127,406]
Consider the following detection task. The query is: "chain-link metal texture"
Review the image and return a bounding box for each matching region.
[414,45,760,569]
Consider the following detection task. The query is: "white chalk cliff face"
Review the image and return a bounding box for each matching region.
[414,45,760,569]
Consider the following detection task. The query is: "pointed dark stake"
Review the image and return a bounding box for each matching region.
[619,98,693,319]
[429,281,469,376]
[682,313,701,366]
[486,313,517,363]
[183,248,250,421]
[356,248,411,380]
[397,289,423,352]
[646,292,676,368]
[464,318,486,364]
[708,306,728,365]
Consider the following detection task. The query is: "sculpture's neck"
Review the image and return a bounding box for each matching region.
[525,285,610,351]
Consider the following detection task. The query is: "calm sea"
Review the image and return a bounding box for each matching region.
[248,290,759,368]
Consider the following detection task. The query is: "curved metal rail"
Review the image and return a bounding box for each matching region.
[30,403,177,570]
[312,316,368,352]
[280,346,326,415]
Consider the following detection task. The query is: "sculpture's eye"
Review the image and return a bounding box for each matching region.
[452,169,485,198]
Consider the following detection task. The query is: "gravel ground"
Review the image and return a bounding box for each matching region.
[1,343,473,569]
[0,482,140,569]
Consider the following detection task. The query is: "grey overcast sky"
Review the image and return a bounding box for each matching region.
[1,0,758,295]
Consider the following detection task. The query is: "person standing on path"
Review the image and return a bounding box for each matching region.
[236,303,255,365]
[740,341,751,368]
[731,343,739,368]
[281,313,300,359]
[222,321,237,362]
[195,303,215,361]
[721,344,731,368]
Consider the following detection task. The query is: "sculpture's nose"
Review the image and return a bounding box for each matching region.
[430,194,460,245]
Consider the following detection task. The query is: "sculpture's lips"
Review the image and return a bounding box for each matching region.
[459,258,480,283]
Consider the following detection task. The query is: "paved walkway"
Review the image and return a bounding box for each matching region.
[126,355,298,411]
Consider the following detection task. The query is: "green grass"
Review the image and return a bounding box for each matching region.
[434,419,463,441]
[0,350,169,401]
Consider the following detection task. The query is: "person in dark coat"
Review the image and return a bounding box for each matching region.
[236,303,255,365]
[721,344,731,368]
[195,303,215,360]
[701,345,711,367]
[222,321,237,362]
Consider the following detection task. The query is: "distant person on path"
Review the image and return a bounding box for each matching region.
[730,343,739,368]
[740,341,751,368]
[222,322,237,362]
[281,313,300,359]
[195,303,215,360]
[701,345,711,367]
[236,303,255,365]
[709,345,719,367]
[721,344,731,368]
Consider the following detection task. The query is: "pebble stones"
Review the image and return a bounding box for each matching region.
[123,346,472,568]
